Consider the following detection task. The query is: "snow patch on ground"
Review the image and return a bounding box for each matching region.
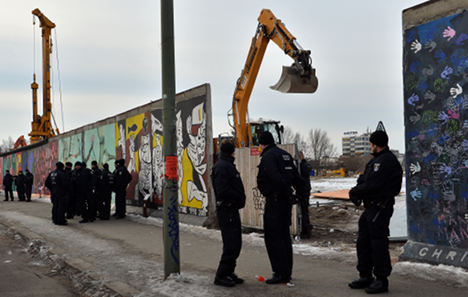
[394,261,468,288]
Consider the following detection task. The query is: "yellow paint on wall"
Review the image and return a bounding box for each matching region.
[180,149,202,209]
[126,113,145,173]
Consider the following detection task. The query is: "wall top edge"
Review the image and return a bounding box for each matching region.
[402,0,467,30]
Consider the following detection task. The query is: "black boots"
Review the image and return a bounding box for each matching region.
[365,278,388,294]
[349,276,388,294]
[265,274,291,284]
[214,275,236,287]
[348,276,374,289]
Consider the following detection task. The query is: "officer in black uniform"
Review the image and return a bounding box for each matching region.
[99,163,114,220]
[113,159,131,219]
[70,162,82,218]
[90,161,102,220]
[45,162,67,225]
[78,161,93,223]
[64,162,74,219]
[256,131,305,284]
[298,151,312,239]
[211,142,246,287]
[348,130,402,294]
[25,169,34,202]
[3,170,14,201]
[15,171,26,201]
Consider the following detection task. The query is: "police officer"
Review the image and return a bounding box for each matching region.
[77,161,93,223]
[298,151,312,239]
[64,162,74,219]
[3,170,14,201]
[25,169,34,202]
[45,162,67,225]
[256,131,305,284]
[99,163,114,220]
[90,161,102,220]
[113,159,131,219]
[348,130,402,294]
[70,162,82,218]
[15,171,26,201]
[211,142,246,287]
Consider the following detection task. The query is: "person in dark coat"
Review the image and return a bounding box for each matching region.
[298,151,312,239]
[3,170,14,201]
[45,162,67,225]
[90,161,102,220]
[64,162,74,219]
[77,161,93,223]
[348,130,402,294]
[211,142,246,287]
[25,169,34,202]
[256,131,305,285]
[70,162,82,218]
[15,171,26,201]
[113,159,131,219]
[99,163,114,220]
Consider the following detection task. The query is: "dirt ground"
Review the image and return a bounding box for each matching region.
[305,202,404,262]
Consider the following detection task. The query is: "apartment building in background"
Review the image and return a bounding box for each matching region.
[342,131,371,156]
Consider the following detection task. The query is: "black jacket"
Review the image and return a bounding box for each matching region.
[15,174,26,189]
[3,173,13,187]
[257,144,305,198]
[349,147,402,208]
[25,172,34,187]
[211,152,246,210]
[90,167,102,192]
[114,166,132,192]
[299,160,312,192]
[100,168,114,193]
[45,169,66,197]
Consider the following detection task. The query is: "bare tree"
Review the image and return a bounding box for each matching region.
[0,137,14,154]
[308,128,337,164]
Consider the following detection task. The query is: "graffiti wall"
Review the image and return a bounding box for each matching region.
[0,84,212,217]
[401,1,468,268]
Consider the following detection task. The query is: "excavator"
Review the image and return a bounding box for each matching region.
[28,8,60,144]
[230,9,318,148]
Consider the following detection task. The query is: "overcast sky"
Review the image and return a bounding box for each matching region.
[0,0,425,153]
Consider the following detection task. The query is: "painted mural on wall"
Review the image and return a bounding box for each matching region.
[404,10,468,248]
[33,141,58,195]
[59,124,116,170]
[114,95,209,216]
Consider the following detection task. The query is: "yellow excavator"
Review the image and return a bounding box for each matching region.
[230,9,318,148]
[29,8,60,144]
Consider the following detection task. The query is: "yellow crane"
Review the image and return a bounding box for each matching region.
[29,8,59,144]
[231,9,318,147]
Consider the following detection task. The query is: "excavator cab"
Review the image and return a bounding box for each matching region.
[250,120,283,146]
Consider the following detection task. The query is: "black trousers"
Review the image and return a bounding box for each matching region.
[51,195,66,224]
[99,190,112,219]
[115,190,126,216]
[17,188,26,201]
[26,186,32,201]
[298,191,311,236]
[4,187,13,200]
[66,193,76,218]
[78,191,91,220]
[264,198,293,280]
[357,206,394,279]
[216,208,242,277]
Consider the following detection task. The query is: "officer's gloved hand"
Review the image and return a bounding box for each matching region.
[349,188,362,207]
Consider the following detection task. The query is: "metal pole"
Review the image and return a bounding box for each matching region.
[161,0,180,278]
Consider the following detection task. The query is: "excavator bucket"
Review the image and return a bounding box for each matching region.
[270,66,318,93]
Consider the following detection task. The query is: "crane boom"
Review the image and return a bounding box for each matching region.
[231,9,318,148]
[29,8,59,144]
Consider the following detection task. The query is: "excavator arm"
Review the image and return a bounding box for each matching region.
[231,9,318,148]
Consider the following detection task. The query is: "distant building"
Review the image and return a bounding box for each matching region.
[342,131,371,156]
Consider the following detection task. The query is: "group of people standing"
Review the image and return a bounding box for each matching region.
[2,169,34,202]
[211,130,402,295]
[45,159,132,226]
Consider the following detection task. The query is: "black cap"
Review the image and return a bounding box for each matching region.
[103,163,109,170]
[258,131,275,145]
[369,130,388,147]
[118,159,125,166]
[74,161,82,167]
[220,142,235,155]
[56,162,65,169]
[66,162,73,167]
[91,160,98,166]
